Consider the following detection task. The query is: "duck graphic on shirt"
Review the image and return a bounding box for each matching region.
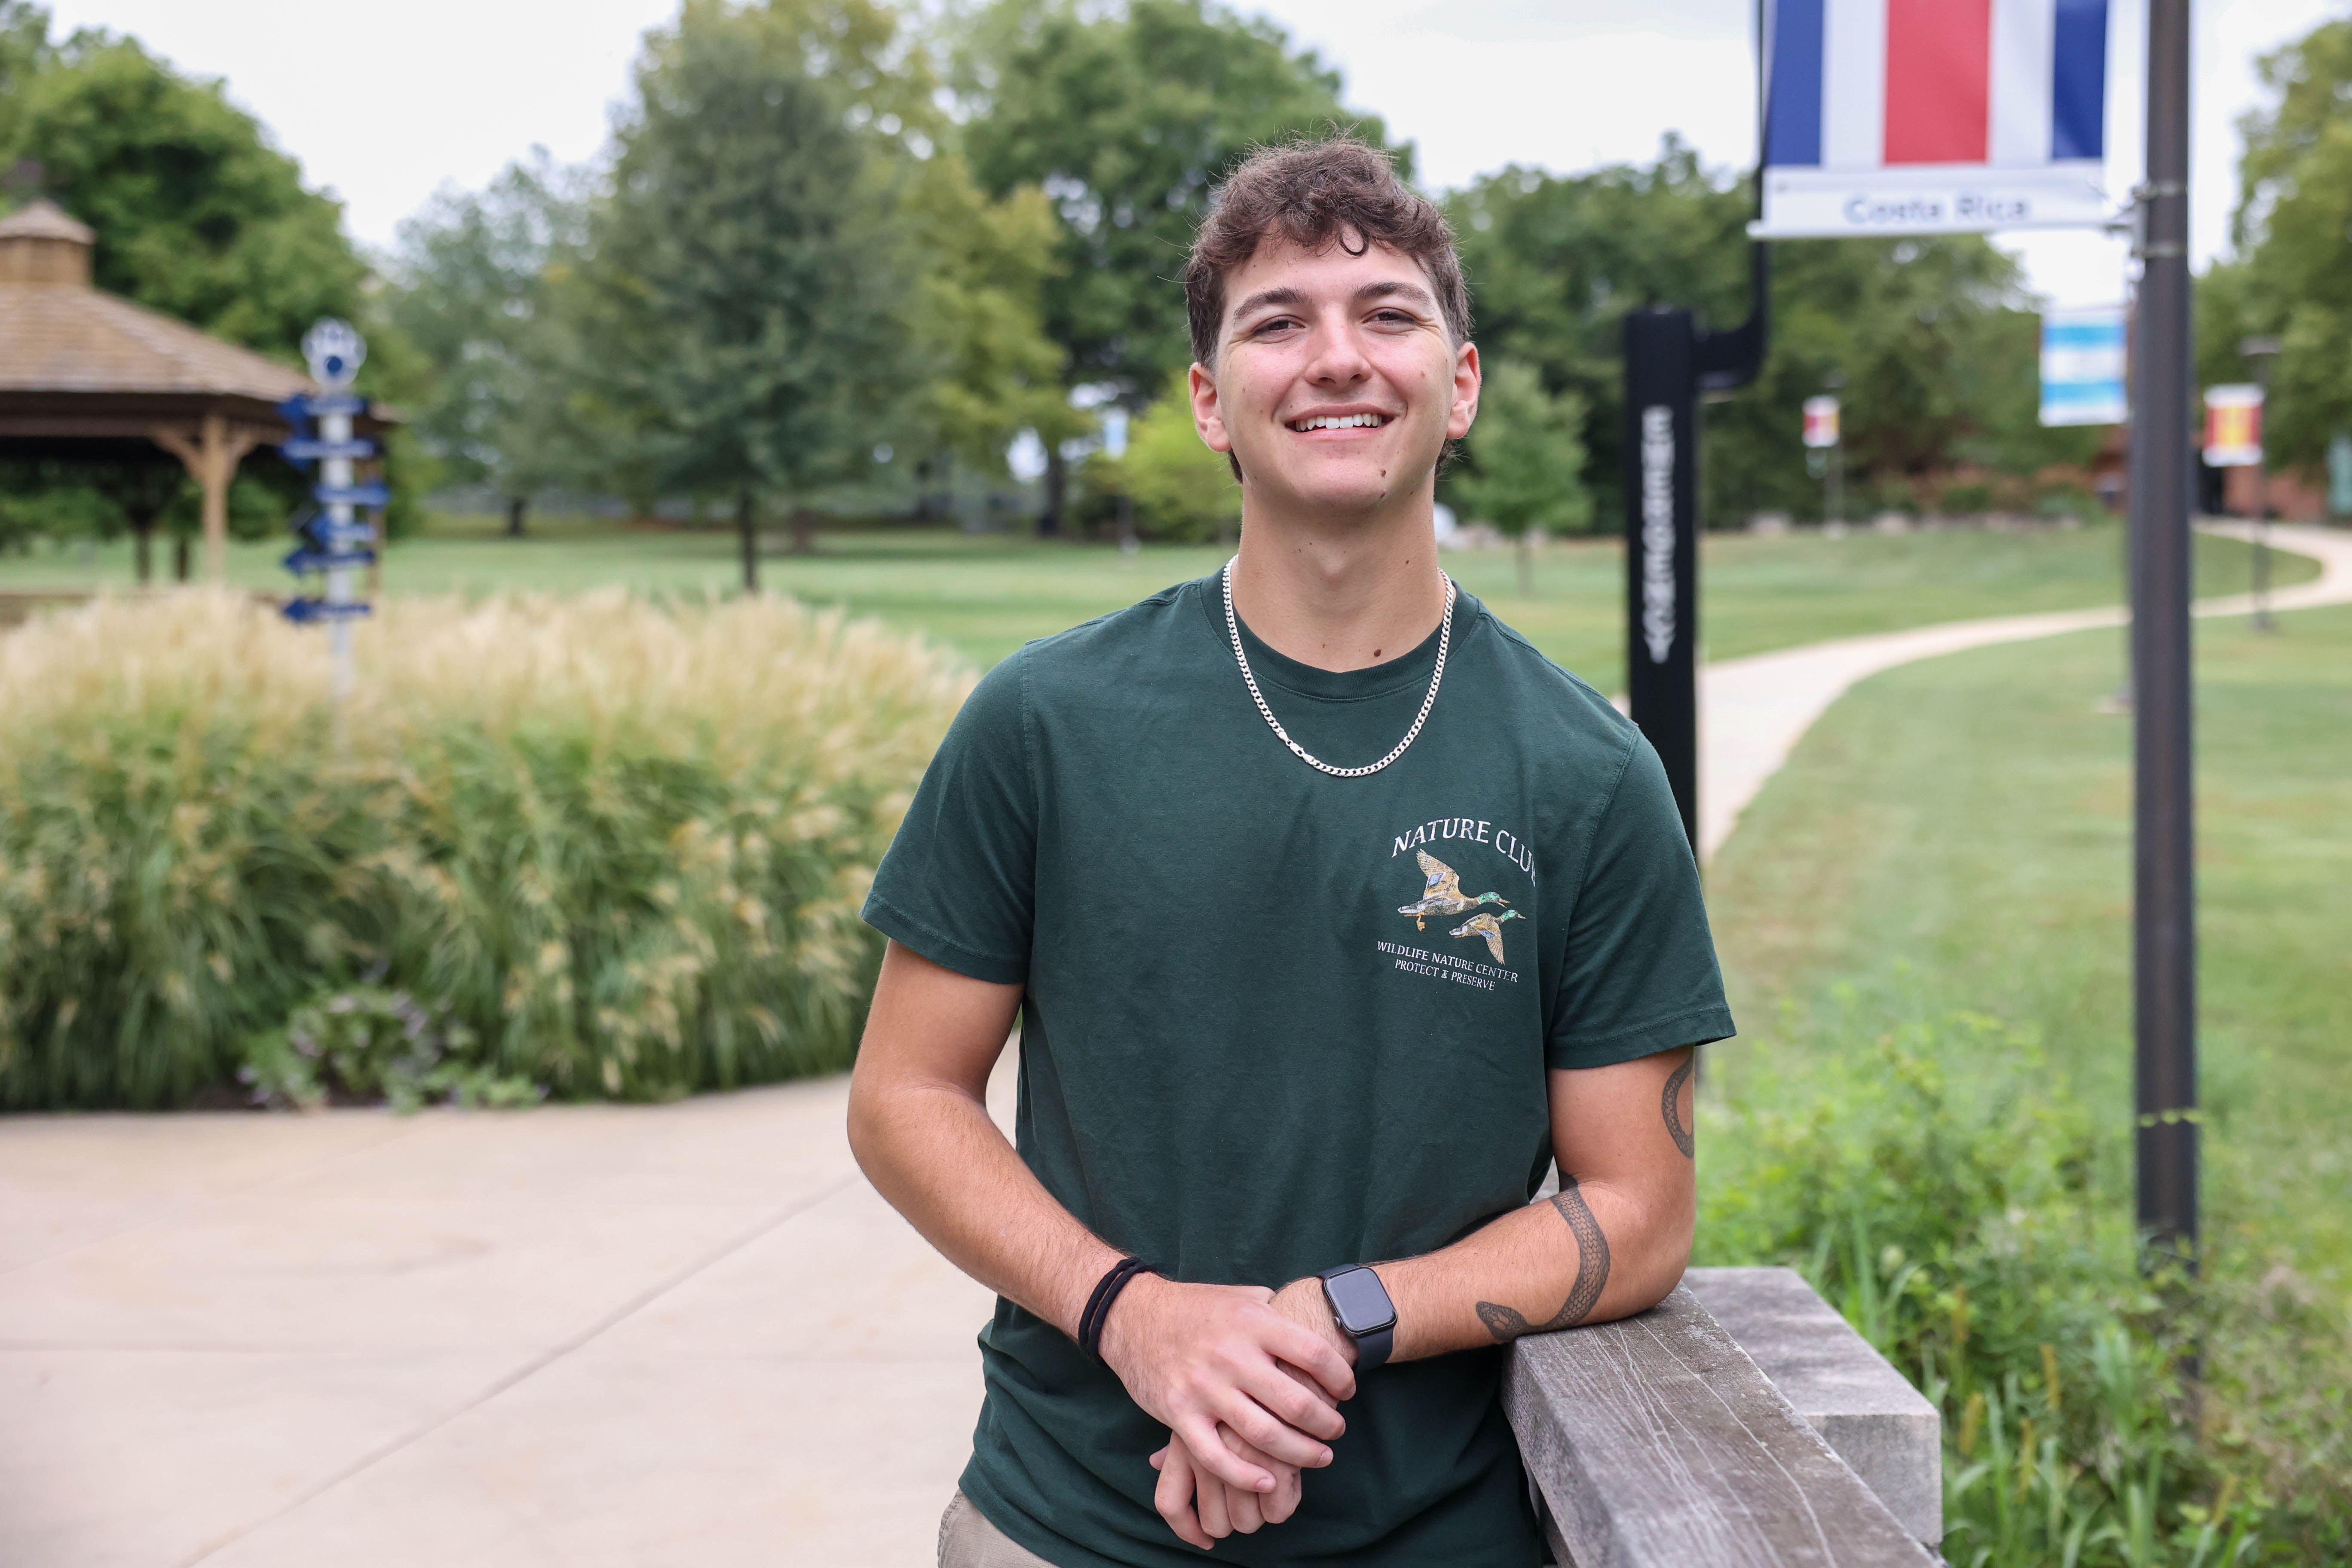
[1396,850,1511,932]
[1449,909,1525,965]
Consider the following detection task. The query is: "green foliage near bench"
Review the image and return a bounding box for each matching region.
[1700,1006,2347,1566]
[0,591,969,1108]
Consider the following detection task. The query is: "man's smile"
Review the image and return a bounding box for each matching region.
[1286,407,1395,434]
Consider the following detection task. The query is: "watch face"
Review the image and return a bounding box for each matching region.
[1324,1267,1396,1334]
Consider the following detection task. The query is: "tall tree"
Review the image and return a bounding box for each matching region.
[955,0,1397,531]
[387,154,600,536]
[582,0,918,588]
[901,148,1089,484]
[1447,362,1590,594]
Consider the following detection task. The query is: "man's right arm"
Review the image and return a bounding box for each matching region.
[845,938,1354,1501]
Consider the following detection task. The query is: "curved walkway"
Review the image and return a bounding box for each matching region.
[1698,522,2352,861]
[4,525,2346,1568]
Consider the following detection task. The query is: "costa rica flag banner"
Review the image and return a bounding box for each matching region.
[1755,0,2112,237]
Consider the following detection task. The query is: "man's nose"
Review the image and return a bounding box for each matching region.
[1303,318,1372,385]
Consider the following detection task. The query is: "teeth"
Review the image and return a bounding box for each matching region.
[1291,413,1387,431]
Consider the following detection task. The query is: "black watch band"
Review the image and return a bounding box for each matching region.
[1317,1264,1396,1372]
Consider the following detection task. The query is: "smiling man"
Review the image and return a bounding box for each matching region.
[848,138,1733,1568]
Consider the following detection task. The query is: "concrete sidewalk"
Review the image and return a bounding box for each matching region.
[6,524,2346,1567]
[1,1066,1009,1568]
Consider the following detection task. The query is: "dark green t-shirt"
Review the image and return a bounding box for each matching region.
[864,573,1733,1568]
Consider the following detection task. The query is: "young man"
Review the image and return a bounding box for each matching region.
[848,138,1732,1568]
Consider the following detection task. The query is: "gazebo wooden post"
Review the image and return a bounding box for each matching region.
[150,414,260,586]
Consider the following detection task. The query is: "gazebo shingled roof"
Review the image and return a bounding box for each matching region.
[0,199,395,583]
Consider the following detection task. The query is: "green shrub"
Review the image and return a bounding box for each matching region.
[1700,1006,2348,1565]
[1941,480,1998,514]
[1092,370,1242,543]
[0,591,971,1108]
[239,983,539,1111]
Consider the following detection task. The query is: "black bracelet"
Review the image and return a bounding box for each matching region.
[1078,1256,1154,1363]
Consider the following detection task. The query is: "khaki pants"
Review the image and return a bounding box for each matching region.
[938,1491,1059,1568]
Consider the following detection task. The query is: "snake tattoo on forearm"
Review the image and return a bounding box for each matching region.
[1662,1054,1695,1159]
[1475,1176,1612,1342]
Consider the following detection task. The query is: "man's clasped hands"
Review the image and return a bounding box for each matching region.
[1096,1272,1363,1549]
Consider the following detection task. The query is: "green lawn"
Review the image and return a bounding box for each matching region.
[0,519,2308,689]
[1696,600,2352,1550]
[1706,597,2352,1310]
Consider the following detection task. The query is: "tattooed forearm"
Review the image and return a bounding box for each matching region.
[1662,1054,1695,1159]
[1474,1176,1612,1342]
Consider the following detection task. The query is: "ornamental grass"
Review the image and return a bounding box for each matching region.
[0,590,971,1109]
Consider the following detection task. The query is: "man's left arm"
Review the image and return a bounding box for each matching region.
[1271,1044,1696,1360]
[1160,1045,1697,1542]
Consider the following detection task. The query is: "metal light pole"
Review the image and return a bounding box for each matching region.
[1825,373,1845,528]
[2239,335,2281,631]
[2128,0,2198,1271]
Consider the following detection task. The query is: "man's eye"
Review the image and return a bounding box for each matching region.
[1256,318,1300,336]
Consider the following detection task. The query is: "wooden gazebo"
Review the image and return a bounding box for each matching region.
[0,199,394,583]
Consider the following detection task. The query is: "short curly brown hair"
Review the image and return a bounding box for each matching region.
[1182,135,1471,369]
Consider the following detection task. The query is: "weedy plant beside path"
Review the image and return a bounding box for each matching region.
[1700,1010,2348,1566]
[0,591,971,1109]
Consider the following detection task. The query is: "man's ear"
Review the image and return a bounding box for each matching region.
[1448,340,1482,442]
[1190,362,1229,453]
[1192,362,1246,484]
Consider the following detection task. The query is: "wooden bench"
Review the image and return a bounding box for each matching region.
[1507,1266,1942,1566]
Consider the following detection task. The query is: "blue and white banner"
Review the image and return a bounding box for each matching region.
[1756,0,2112,238]
[2040,307,2126,426]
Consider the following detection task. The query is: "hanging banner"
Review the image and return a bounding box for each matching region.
[2202,386,2263,468]
[1755,0,2112,238]
[1802,395,1842,446]
[2040,307,2127,426]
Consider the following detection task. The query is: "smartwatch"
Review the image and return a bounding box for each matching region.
[1317,1265,1396,1372]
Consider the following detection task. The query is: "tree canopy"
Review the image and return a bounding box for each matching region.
[2200,16,2352,471]
[2,15,362,352]
[1452,138,2090,530]
[579,0,922,581]
[956,0,1399,400]
[2,0,2266,549]
[951,0,1398,528]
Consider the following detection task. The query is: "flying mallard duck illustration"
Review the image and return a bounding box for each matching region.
[1450,908,1525,965]
[1397,850,1511,931]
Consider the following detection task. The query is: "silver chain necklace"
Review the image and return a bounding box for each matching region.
[1220,557,1455,778]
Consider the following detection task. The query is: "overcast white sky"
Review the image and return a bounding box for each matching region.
[40,0,2352,309]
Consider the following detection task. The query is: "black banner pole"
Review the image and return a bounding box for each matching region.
[1624,309,1702,848]
[1624,0,1772,857]
[1623,242,1769,857]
